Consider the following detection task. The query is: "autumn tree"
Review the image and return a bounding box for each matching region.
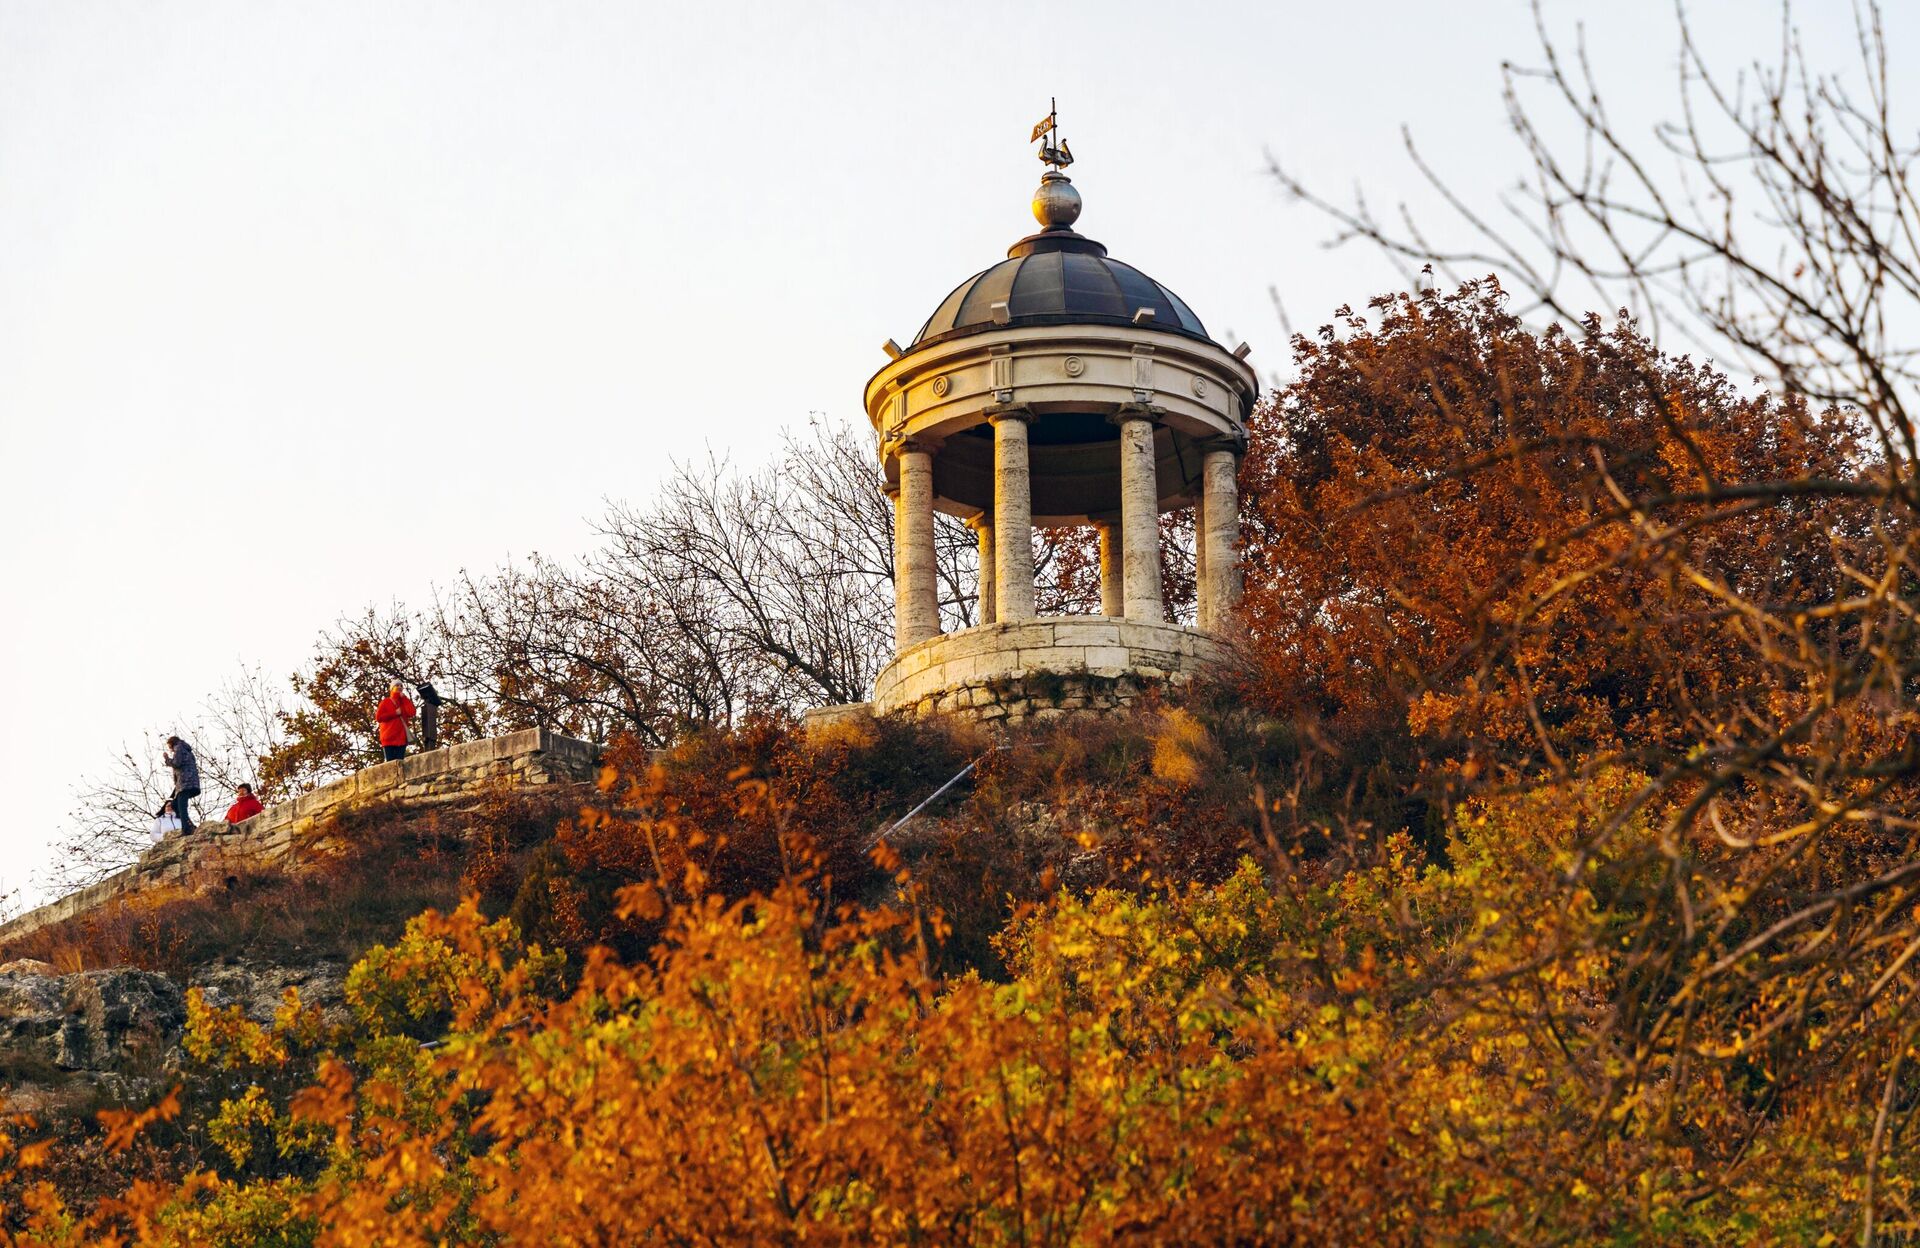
[1263,8,1920,1237]
[1239,279,1865,771]
[257,605,481,797]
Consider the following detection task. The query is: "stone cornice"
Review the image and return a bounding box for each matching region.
[865,322,1257,440]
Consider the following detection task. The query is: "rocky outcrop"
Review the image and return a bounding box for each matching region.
[0,960,357,1110]
[0,966,185,1075]
[0,971,68,1066]
[191,959,350,1026]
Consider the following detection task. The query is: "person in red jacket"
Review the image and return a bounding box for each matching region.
[376,681,416,761]
[224,784,265,824]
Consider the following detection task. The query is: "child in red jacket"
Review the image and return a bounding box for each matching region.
[224,784,265,823]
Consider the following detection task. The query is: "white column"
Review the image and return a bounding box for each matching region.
[1117,413,1164,623]
[894,445,940,648]
[991,412,1036,621]
[1096,519,1124,617]
[1199,445,1240,633]
[1193,486,1208,627]
[968,513,996,626]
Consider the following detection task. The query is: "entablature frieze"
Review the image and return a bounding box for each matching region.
[866,324,1257,457]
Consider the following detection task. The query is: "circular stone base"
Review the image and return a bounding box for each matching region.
[871,617,1231,723]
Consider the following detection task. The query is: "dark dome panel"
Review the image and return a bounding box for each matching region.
[1160,285,1205,337]
[1060,252,1126,317]
[1108,261,1203,336]
[910,229,1213,349]
[1006,251,1064,319]
[955,257,1025,327]
[916,272,985,345]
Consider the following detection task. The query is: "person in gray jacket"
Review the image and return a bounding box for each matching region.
[163,736,201,834]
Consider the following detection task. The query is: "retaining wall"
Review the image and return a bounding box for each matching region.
[0,728,598,947]
[870,617,1232,723]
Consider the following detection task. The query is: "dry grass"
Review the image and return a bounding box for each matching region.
[0,703,1305,984]
[0,786,584,978]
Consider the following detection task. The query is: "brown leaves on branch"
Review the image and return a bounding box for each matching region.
[1239,279,1866,772]
[1229,273,1920,1234]
[1260,13,1920,1235]
[8,758,1915,1244]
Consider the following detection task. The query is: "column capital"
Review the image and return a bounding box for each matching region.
[888,434,942,456]
[1106,403,1165,428]
[1197,433,1246,457]
[985,404,1034,425]
[963,510,994,533]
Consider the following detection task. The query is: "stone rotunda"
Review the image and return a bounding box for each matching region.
[865,122,1257,722]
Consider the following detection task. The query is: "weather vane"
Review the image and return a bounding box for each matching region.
[1030,98,1073,170]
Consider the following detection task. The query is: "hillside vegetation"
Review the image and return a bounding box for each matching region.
[7,285,1920,1243]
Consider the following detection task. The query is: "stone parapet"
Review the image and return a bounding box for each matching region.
[800,702,879,736]
[871,617,1231,723]
[0,728,598,948]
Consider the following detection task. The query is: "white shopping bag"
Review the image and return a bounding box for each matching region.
[150,812,181,842]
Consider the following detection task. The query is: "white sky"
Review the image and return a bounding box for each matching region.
[0,1,1883,907]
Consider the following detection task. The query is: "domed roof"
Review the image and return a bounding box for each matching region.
[911,229,1211,349]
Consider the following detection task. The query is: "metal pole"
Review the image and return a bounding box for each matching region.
[867,752,990,851]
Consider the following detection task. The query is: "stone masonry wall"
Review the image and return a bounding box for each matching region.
[0,728,598,948]
[870,617,1232,724]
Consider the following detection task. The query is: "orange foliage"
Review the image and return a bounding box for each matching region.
[1237,280,1863,771]
[9,283,1917,1244]
[2,769,1905,1244]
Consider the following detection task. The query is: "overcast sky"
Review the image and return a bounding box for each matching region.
[0,1,1886,907]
